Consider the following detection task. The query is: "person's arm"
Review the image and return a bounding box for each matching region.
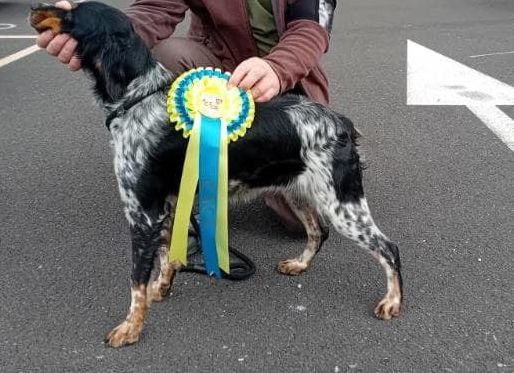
[229,0,334,102]
[263,20,329,94]
[124,0,189,49]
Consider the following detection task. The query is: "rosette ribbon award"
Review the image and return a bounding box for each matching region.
[167,67,255,278]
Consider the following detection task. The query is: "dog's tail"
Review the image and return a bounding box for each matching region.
[334,113,362,143]
[333,112,367,169]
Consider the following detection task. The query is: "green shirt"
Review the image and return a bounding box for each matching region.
[246,0,279,56]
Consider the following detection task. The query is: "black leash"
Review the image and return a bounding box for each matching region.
[181,215,256,281]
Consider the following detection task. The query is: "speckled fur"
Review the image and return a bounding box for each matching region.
[30,1,404,348]
[107,64,404,346]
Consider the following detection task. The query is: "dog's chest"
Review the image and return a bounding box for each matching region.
[110,100,170,181]
[110,119,153,185]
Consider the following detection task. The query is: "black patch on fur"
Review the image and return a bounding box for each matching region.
[331,116,364,202]
[384,241,402,273]
[135,130,188,211]
[130,222,164,284]
[228,95,306,188]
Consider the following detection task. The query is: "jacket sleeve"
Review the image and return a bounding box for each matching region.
[263,0,335,93]
[124,0,189,49]
[263,20,328,93]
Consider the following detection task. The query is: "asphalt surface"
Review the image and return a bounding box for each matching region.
[1,0,514,372]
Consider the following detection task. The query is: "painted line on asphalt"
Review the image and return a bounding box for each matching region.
[407,40,514,105]
[407,40,514,153]
[469,50,514,58]
[0,24,16,30]
[0,45,40,69]
[467,106,514,152]
[0,35,38,39]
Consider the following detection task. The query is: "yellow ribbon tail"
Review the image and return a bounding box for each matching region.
[216,123,230,273]
[169,116,201,265]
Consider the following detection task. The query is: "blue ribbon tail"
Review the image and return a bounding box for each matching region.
[199,115,222,278]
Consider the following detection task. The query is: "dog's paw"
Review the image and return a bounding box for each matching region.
[104,321,142,348]
[149,281,171,302]
[374,297,402,320]
[277,259,308,276]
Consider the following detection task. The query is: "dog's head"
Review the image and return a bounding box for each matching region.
[30,1,155,103]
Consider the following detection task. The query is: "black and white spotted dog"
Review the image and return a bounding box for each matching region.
[30,1,403,347]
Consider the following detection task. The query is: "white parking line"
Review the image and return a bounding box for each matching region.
[469,50,514,58]
[0,45,40,69]
[0,35,38,39]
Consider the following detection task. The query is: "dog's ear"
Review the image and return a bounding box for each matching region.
[93,32,154,102]
[97,36,127,101]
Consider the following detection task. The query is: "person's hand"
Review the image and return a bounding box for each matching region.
[228,57,280,102]
[35,1,81,71]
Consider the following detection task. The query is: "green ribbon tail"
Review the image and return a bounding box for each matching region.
[169,116,201,265]
[216,122,230,274]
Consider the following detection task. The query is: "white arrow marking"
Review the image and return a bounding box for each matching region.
[407,40,514,152]
[468,106,514,150]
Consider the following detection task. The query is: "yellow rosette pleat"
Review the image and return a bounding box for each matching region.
[168,115,201,265]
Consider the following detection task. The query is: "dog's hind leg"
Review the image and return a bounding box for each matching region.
[301,130,403,320]
[277,194,328,275]
[105,208,169,348]
[320,195,403,320]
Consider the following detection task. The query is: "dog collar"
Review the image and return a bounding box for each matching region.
[104,84,169,130]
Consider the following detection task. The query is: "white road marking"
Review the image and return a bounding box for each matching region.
[0,35,38,39]
[407,40,514,152]
[469,50,514,58]
[0,24,16,30]
[407,40,514,106]
[467,106,514,151]
[0,45,40,69]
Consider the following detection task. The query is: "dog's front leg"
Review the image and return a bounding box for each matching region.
[150,210,182,302]
[105,218,162,348]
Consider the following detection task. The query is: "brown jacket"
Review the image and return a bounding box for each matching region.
[125,0,334,104]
